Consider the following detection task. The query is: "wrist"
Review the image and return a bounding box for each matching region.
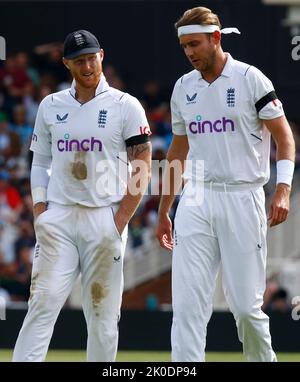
[276,183,291,193]
[276,159,294,187]
[33,202,47,218]
[32,187,47,205]
[158,209,170,218]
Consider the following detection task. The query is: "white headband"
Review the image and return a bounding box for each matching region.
[177,25,241,37]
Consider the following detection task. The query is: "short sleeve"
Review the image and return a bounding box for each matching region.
[30,96,52,156]
[122,95,151,143]
[171,79,186,135]
[248,66,284,120]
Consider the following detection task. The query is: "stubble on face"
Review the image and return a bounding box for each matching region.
[69,53,103,89]
[180,34,217,74]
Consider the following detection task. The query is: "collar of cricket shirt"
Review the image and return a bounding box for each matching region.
[70,73,110,98]
[197,52,234,81]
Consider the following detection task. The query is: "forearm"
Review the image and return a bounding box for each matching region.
[275,132,295,162]
[116,142,151,225]
[158,155,185,216]
[275,133,295,189]
[116,182,149,227]
[264,116,296,188]
[116,167,151,225]
[158,136,188,216]
[31,152,52,218]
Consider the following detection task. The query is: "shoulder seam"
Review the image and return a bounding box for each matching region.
[244,65,252,76]
[107,88,126,103]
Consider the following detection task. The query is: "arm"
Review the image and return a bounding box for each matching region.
[113,142,152,235]
[30,152,52,221]
[156,134,189,250]
[264,115,295,227]
[29,96,52,221]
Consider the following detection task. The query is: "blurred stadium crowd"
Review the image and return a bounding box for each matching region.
[0,43,299,309]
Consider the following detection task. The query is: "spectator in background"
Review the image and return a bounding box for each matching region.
[9,104,33,149]
[6,159,22,189]
[34,42,69,84]
[0,170,21,265]
[147,120,167,152]
[24,85,52,126]
[149,102,172,149]
[140,79,168,110]
[0,170,22,213]
[0,54,31,99]
[0,59,17,118]
[15,51,40,87]
[0,111,22,162]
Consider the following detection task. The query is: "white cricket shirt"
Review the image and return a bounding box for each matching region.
[171,53,284,185]
[30,75,150,207]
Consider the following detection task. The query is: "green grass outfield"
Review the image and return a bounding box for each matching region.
[0,350,300,362]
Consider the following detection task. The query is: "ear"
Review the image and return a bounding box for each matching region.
[212,30,221,44]
[62,58,70,70]
[99,49,104,62]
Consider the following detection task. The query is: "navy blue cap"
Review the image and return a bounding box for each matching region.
[63,30,100,59]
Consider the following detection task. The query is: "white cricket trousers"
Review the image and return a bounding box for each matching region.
[13,202,127,362]
[172,182,276,362]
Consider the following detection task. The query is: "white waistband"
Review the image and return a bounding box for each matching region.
[47,201,120,209]
[203,181,263,192]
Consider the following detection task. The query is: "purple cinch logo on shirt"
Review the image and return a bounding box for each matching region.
[57,134,102,152]
[189,116,235,134]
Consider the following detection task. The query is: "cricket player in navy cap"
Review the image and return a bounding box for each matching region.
[13,30,152,362]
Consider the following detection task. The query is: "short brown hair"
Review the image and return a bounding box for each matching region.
[175,6,221,30]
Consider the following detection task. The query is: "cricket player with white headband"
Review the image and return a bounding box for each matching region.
[13,30,151,362]
[156,7,295,362]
